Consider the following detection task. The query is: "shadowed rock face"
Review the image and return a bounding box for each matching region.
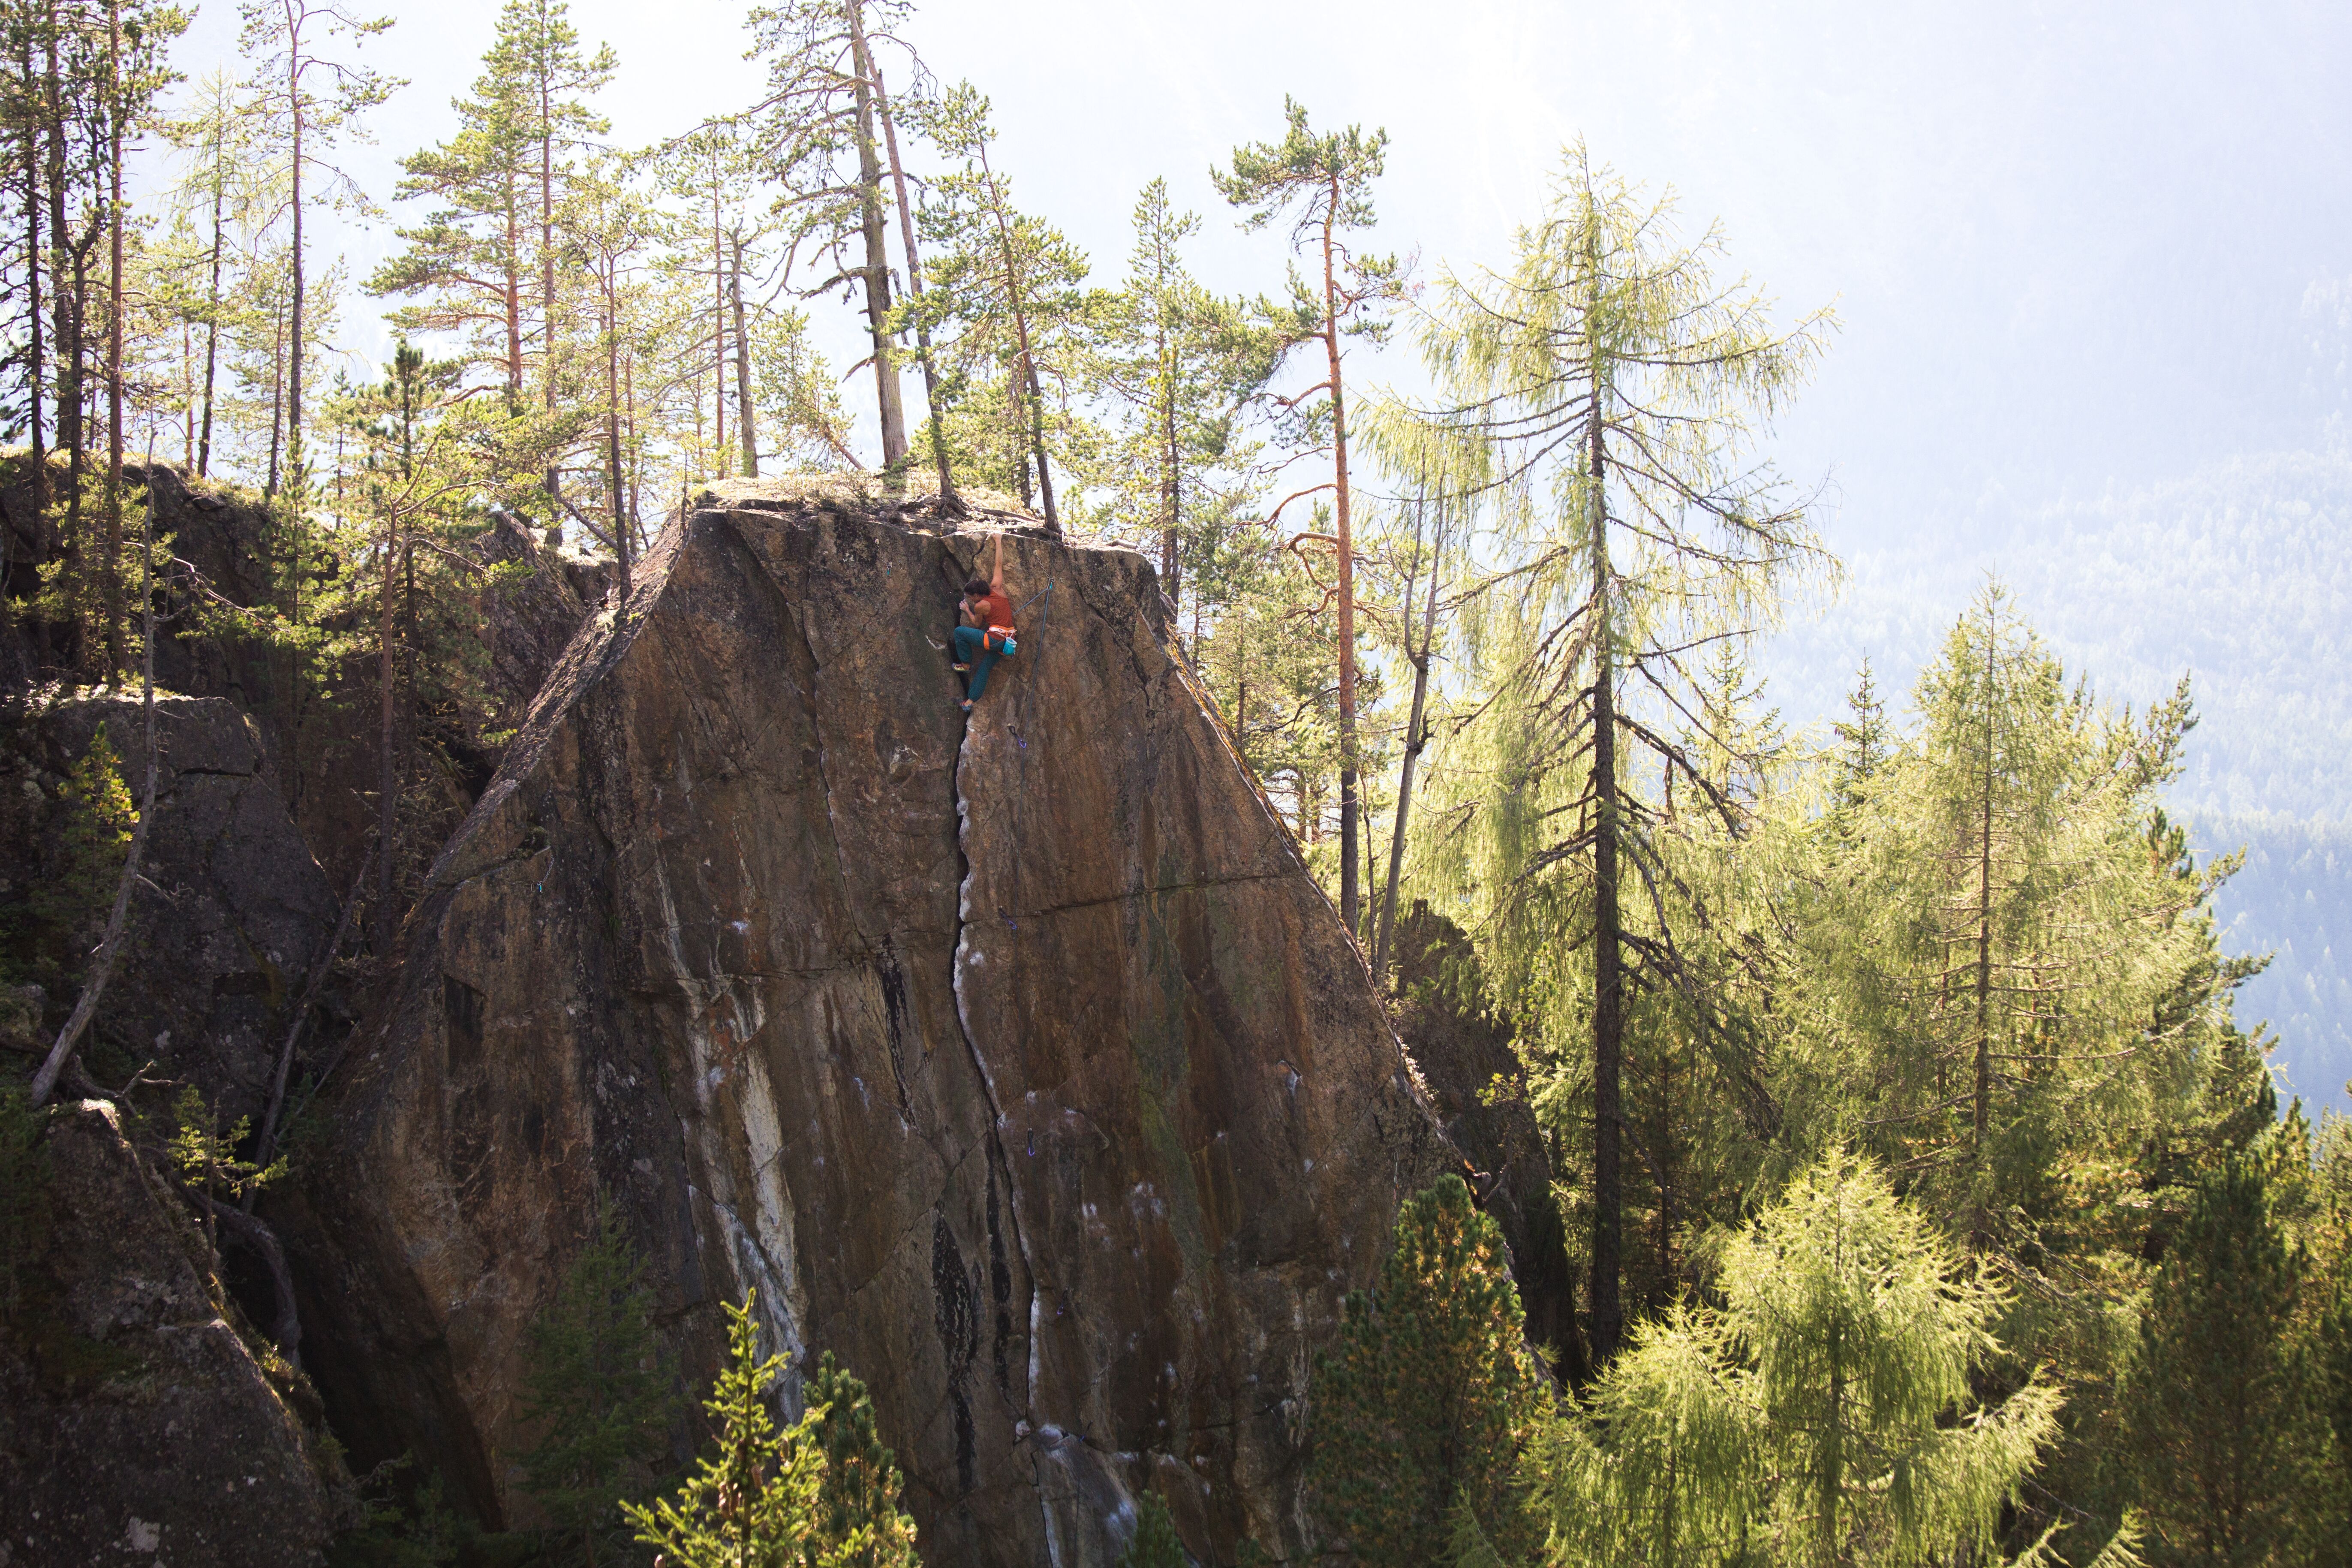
[293,495,1454,1566]
[2,691,338,1128]
[0,1102,343,1566]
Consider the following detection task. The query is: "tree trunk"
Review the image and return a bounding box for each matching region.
[607,259,631,607]
[730,230,757,477]
[102,0,123,677]
[375,509,398,955]
[30,445,158,1108]
[1974,614,1996,1153]
[20,31,45,503]
[503,172,523,403]
[873,63,955,506]
[710,186,725,474]
[1588,418,1625,1367]
[845,0,906,477]
[975,141,1056,533]
[1374,504,1442,979]
[45,9,83,669]
[199,137,223,477]
[540,75,559,520]
[1323,189,1359,942]
[1160,310,1180,605]
[287,47,305,496]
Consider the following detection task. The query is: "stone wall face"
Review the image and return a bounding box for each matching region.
[294,499,1453,1567]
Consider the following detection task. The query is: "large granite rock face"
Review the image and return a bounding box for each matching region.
[0,1101,343,1566]
[294,490,1454,1566]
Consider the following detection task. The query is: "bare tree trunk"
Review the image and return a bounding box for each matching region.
[873,63,955,506]
[975,140,1056,532]
[198,136,223,477]
[1374,501,1443,980]
[729,229,757,477]
[253,842,370,1176]
[374,508,398,955]
[845,0,906,477]
[31,441,159,1108]
[102,0,123,677]
[1322,188,1359,941]
[1588,417,1625,1367]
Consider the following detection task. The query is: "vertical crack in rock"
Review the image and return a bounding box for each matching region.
[947,656,1053,1564]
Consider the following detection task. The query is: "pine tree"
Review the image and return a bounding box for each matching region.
[911,82,1101,527]
[1116,1492,1186,1568]
[1087,178,1267,619]
[1310,1174,1547,1568]
[803,1351,920,1568]
[519,1195,676,1566]
[2126,1148,2319,1565]
[743,0,921,477]
[1214,95,1404,942]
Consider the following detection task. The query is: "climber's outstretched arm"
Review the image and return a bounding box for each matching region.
[990,532,1006,597]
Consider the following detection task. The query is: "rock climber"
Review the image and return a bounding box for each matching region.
[952,533,1017,713]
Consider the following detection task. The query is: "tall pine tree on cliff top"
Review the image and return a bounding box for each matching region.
[1214,96,1403,944]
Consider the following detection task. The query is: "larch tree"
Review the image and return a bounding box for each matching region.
[1394,142,1832,1363]
[1547,1151,2063,1567]
[1214,94,1404,942]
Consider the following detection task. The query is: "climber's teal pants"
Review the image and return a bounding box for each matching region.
[953,625,1001,701]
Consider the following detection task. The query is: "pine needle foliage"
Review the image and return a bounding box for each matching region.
[1543,1151,2060,1567]
[803,1351,920,1568]
[2124,1147,2321,1565]
[1311,1174,1548,1568]
[519,1194,677,1564]
[623,1291,831,1568]
[1116,1491,1187,1568]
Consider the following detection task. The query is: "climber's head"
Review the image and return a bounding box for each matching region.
[964,576,990,600]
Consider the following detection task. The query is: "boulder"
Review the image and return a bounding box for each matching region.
[0,1100,343,1565]
[292,487,1455,1566]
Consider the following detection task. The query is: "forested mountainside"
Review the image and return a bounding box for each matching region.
[2212,816,2352,1107]
[3,0,2349,1565]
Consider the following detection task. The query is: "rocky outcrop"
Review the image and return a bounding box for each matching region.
[0,1100,344,1565]
[1,690,340,1129]
[292,486,1454,1566]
